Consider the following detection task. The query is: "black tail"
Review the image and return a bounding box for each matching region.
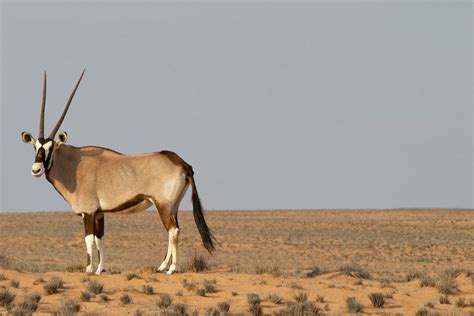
[188,174,216,254]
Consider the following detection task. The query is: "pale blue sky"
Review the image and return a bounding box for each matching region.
[1,1,472,211]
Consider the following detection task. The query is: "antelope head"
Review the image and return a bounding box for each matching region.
[21,70,84,177]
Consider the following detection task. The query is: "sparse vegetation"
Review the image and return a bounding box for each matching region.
[455,297,466,308]
[247,293,262,316]
[9,279,19,288]
[425,302,434,308]
[293,292,308,303]
[415,308,428,316]
[120,293,132,305]
[173,303,188,315]
[100,294,108,302]
[182,279,196,291]
[217,301,230,313]
[268,293,284,304]
[306,266,322,278]
[80,291,91,302]
[436,270,456,294]
[339,264,370,279]
[142,285,154,295]
[189,253,209,272]
[65,264,84,273]
[87,280,103,294]
[346,297,363,313]
[157,293,172,309]
[0,274,7,281]
[203,279,216,293]
[196,288,206,297]
[419,275,435,288]
[175,290,183,296]
[405,271,422,282]
[44,276,64,295]
[315,295,325,303]
[274,300,322,316]
[0,287,15,310]
[51,299,81,316]
[125,273,141,281]
[11,292,41,315]
[439,294,450,304]
[368,292,385,308]
[255,264,282,277]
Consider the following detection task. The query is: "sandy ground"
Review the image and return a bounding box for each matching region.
[0,209,473,315]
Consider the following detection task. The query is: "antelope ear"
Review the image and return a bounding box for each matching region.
[57,131,68,144]
[21,132,35,144]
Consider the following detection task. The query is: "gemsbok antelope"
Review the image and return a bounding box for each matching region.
[21,71,215,275]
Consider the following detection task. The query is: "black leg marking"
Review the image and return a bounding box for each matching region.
[83,214,94,237]
[97,250,101,263]
[94,212,105,238]
[87,254,91,266]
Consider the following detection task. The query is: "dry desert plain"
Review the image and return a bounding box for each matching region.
[0,209,473,315]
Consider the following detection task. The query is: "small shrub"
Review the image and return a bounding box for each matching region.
[436,270,456,294]
[52,299,80,316]
[0,274,7,281]
[9,280,19,288]
[196,288,206,297]
[65,264,84,273]
[274,301,321,316]
[87,280,103,294]
[306,266,322,278]
[231,291,238,296]
[439,294,450,304]
[217,301,230,313]
[425,302,434,308]
[134,309,143,316]
[190,253,208,272]
[419,275,435,288]
[368,293,385,308]
[142,285,154,295]
[157,293,172,309]
[415,308,428,316]
[268,293,284,304]
[120,294,132,305]
[247,293,262,316]
[100,294,108,302]
[126,273,141,281]
[315,295,325,303]
[289,281,303,289]
[0,287,15,310]
[44,276,64,295]
[181,279,196,291]
[346,297,363,313]
[294,292,308,303]
[255,265,282,277]
[80,292,91,302]
[405,271,422,282]
[11,292,41,315]
[33,277,44,285]
[456,297,466,308]
[206,307,220,316]
[203,279,216,293]
[174,303,188,315]
[339,264,370,279]
[175,290,183,296]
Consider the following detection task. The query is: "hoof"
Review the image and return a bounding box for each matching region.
[85,265,93,273]
[158,262,169,272]
[167,264,178,275]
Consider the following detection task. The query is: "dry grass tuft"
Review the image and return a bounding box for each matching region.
[346,297,363,313]
[80,291,91,302]
[339,264,370,279]
[368,292,385,308]
[142,285,154,295]
[268,293,284,304]
[87,279,103,294]
[9,279,19,288]
[120,293,132,305]
[51,299,81,316]
[439,294,450,304]
[44,276,64,295]
[125,273,141,281]
[173,303,188,315]
[157,293,172,309]
[11,292,41,315]
[436,270,457,294]
[217,301,230,313]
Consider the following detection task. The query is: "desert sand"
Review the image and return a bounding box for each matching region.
[0,209,473,315]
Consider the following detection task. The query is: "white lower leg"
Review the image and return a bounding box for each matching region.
[85,234,94,273]
[94,236,105,275]
[158,240,172,272]
[167,228,179,274]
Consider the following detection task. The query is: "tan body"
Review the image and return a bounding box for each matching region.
[47,144,187,226]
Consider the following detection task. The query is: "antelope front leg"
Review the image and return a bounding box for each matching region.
[94,213,105,275]
[83,213,95,273]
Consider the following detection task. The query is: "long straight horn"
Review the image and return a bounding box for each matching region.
[48,69,85,139]
[39,71,46,138]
